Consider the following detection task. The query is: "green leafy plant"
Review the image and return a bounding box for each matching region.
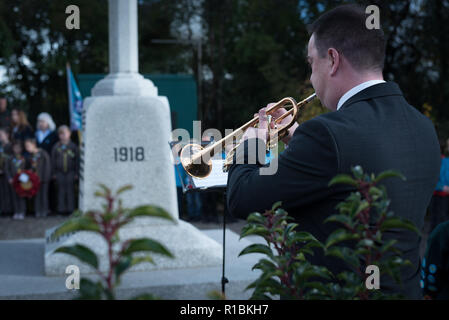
[53,184,175,300]
[239,202,330,299]
[240,166,419,300]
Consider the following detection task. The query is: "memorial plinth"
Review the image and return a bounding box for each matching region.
[44,0,222,276]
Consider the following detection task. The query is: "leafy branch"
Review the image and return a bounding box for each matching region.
[53,184,174,300]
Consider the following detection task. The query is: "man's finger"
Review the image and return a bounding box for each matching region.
[272,106,291,119]
[258,108,268,130]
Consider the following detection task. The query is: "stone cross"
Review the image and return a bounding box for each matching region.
[45,0,222,276]
[91,0,157,97]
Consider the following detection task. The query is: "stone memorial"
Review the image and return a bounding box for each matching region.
[45,0,222,276]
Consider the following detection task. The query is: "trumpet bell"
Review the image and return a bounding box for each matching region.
[179,92,316,179]
[180,143,212,179]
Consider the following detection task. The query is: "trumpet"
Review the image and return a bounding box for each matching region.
[180,93,316,178]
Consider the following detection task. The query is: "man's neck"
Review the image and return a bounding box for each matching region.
[335,72,384,110]
[340,72,383,95]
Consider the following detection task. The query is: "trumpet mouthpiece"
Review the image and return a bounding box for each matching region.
[297,93,316,106]
[306,93,316,101]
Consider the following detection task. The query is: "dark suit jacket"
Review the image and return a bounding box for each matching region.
[37,130,58,155]
[227,82,441,299]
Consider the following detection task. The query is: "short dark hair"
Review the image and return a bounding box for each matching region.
[308,4,385,72]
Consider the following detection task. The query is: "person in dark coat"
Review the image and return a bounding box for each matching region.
[10,109,34,143]
[24,138,51,218]
[51,125,79,215]
[0,98,11,130]
[5,140,27,220]
[0,127,13,215]
[35,112,58,215]
[226,5,440,299]
[35,112,58,155]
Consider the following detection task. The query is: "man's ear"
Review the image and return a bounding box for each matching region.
[327,48,340,76]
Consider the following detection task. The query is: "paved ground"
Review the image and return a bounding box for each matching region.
[0,212,431,257]
[0,214,247,240]
[0,230,264,299]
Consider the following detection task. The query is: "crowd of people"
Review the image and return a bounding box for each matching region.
[0,97,79,219]
[422,138,449,299]
[0,95,226,223]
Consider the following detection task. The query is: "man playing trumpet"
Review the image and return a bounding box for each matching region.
[226,4,440,299]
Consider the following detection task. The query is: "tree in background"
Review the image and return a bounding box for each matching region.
[1,0,449,139]
[0,0,188,127]
[202,0,322,131]
[199,0,449,136]
[0,0,107,126]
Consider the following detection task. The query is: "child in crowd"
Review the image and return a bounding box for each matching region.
[0,128,13,215]
[24,138,51,217]
[5,141,26,219]
[0,127,12,153]
[421,220,449,299]
[51,125,78,215]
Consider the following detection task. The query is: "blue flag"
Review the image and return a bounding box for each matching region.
[66,63,83,131]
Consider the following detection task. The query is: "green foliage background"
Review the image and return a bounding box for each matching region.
[0,0,448,139]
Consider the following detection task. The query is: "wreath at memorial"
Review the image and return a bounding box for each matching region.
[13,170,40,198]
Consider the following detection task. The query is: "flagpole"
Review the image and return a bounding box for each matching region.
[66,62,83,147]
[66,62,74,131]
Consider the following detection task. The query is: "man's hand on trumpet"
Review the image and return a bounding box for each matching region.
[241,108,269,144]
[265,103,298,145]
[242,104,299,146]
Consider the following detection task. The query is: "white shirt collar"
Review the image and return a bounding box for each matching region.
[36,129,51,144]
[337,80,386,110]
